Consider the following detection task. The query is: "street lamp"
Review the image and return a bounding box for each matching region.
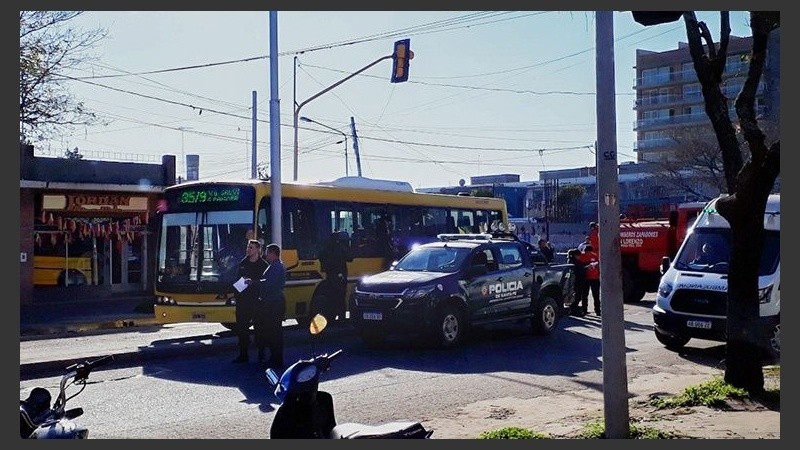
[300,116,349,177]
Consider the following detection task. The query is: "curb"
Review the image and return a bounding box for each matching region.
[20,316,163,341]
[20,333,238,379]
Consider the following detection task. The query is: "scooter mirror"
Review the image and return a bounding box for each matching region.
[309,314,328,335]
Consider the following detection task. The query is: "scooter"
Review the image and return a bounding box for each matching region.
[265,315,433,439]
[20,355,114,439]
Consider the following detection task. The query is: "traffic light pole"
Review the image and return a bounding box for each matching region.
[293,54,393,181]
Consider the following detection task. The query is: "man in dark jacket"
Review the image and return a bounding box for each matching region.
[232,239,269,363]
[255,243,287,369]
[317,231,353,320]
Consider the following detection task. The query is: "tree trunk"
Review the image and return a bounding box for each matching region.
[718,194,765,393]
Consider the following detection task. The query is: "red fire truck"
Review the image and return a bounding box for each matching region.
[620,201,706,303]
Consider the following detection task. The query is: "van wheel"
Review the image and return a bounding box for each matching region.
[655,329,690,350]
[765,323,780,362]
[532,295,559,336]
[429,303,464,348]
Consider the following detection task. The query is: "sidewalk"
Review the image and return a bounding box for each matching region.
[20,292,161,338]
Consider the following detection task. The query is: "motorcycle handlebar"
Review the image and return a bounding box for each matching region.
[68,355,115,381]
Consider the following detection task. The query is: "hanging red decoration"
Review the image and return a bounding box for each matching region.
[40,210,47,224]
[56,217,63,230]
[50,233,57,246]
[48,213,55,225]
[68,219,77,232]
[35,233,41,247]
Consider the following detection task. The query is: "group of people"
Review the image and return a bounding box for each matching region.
[569,221,601,317]
[231,239,287,369]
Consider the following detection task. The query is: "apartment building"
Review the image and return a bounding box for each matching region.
[633,33,779,163]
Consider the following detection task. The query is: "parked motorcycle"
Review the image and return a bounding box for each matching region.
[20,355,114,439]
[265,315,433,439]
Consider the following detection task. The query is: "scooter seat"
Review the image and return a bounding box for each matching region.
[329,421,432,439]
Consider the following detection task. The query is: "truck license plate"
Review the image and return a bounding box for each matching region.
[192,312,207,320]
[363,312,382,321]
[687,319,711,329]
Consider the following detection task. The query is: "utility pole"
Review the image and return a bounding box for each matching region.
[269,11,282,247]
[350,116,363,177]
[595,10,629,438]
[251,90,257,179]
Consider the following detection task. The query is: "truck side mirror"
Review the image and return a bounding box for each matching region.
[660,256,671,275]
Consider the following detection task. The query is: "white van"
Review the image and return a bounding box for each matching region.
[652,194,780,361]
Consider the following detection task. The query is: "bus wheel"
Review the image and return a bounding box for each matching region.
[655,329,690,350]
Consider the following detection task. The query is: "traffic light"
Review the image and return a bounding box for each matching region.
[391,39,413,83]
[632,11,684,26]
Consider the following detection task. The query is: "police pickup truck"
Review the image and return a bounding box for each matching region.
[350,232,576,348]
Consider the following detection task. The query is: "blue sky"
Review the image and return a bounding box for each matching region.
[43,11,753,188]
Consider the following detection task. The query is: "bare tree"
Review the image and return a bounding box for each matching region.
[19,11,108,144]
[634,11,780,393]
[649,127,733,200]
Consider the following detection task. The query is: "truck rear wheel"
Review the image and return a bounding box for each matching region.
[622,269,646,303]
[531,295,559,336]
[655,328,690,350]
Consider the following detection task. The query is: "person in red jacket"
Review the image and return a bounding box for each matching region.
[588,222,599,256]
[576,244,600,316]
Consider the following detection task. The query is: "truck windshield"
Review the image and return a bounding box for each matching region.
[674,228,780,275]
[394,246,472,273]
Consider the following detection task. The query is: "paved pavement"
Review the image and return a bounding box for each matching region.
[19,292,315,378]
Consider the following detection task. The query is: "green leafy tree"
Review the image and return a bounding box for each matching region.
[554,184,585,222]
[19,11,108,144]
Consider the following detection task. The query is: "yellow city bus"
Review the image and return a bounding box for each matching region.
[153,177,509,328]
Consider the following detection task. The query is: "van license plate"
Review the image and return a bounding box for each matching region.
[687,320,711,329]
[363,312,382,321]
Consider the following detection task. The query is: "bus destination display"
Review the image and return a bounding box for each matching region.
[178,187,241,204]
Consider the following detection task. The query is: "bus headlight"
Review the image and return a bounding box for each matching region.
[157,296,177,305]
[758,286,773,304]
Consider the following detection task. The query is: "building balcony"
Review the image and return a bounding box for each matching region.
[633,138,678,150]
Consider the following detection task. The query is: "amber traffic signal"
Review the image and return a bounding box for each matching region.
[391,39,413,83]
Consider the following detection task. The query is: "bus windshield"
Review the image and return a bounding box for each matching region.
[157,210,253,286]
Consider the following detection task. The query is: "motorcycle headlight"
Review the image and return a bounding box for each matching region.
[758,286,773,304]
[403,285,438,299]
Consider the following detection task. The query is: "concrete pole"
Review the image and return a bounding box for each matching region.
[595,10,629,438]
[269,11,282,248]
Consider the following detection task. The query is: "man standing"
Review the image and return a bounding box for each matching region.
[537,238,555,263]
[232,239,269,363]
[317,231,352,320]
[576,244,601,316]
[256,243,287,369]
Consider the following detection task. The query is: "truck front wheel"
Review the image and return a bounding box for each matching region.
[622,269,646,303]
[429,303,464,348]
